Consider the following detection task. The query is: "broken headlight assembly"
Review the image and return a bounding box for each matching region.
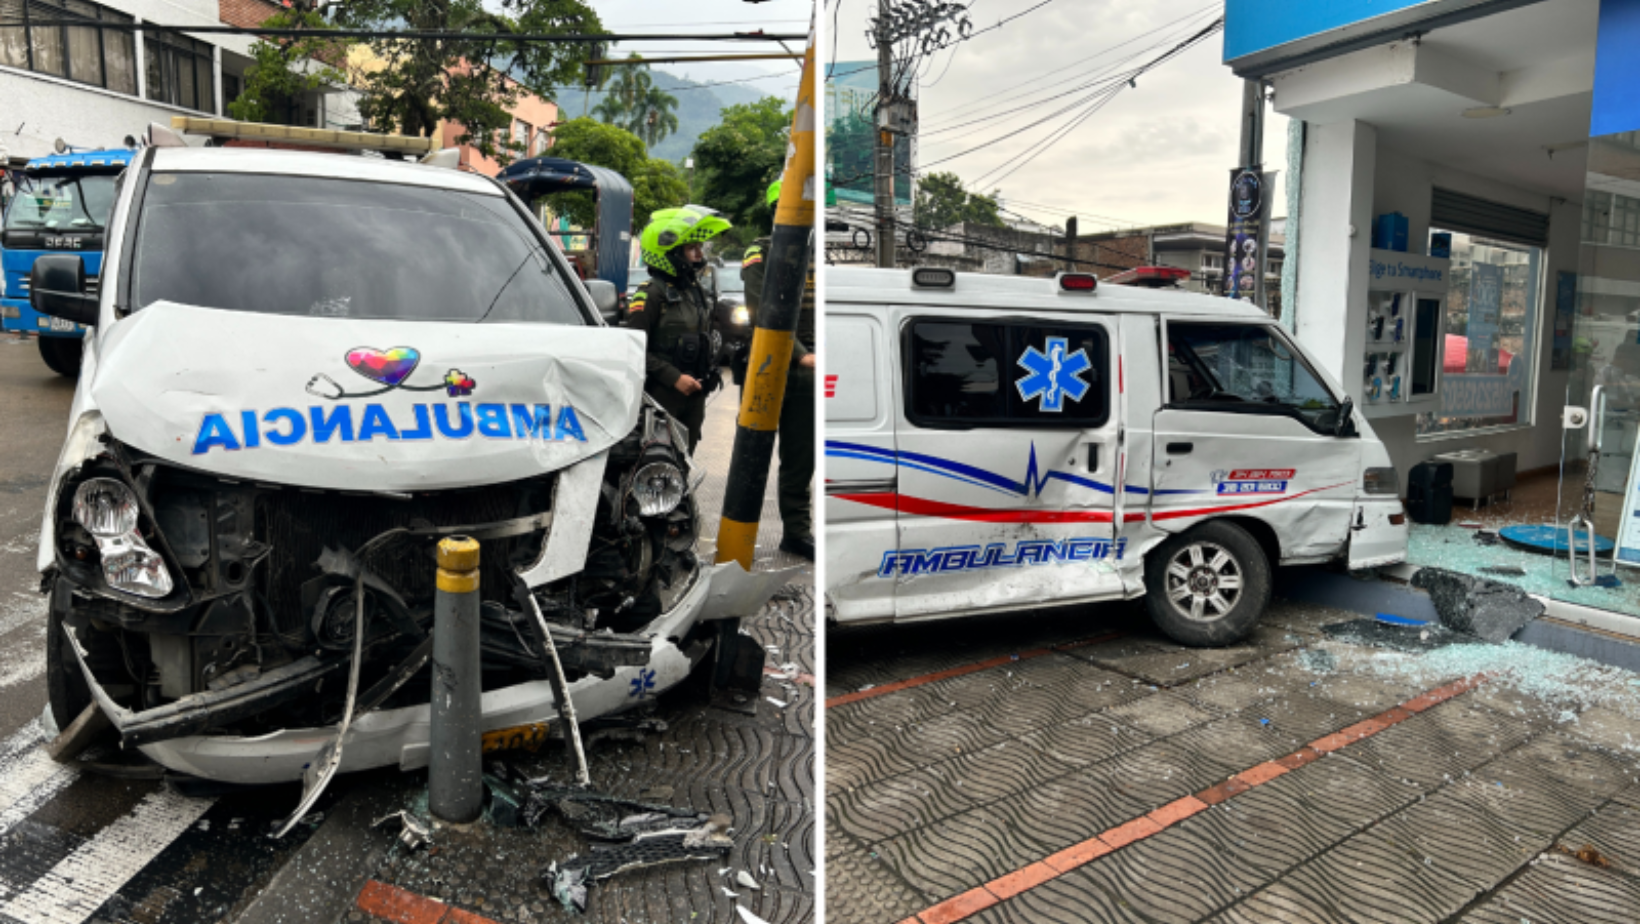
[630,462,685,516]
[71,477,174,598]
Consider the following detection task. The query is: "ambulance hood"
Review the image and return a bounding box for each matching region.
[90,302,645,492]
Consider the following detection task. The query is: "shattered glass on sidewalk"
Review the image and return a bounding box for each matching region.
[826,597,1640,924]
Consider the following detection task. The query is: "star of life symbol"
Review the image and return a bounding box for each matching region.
[1015,336,1092,412]
[629,668,657,699]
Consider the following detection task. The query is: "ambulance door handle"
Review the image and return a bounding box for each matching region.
[1166,442,1194,455]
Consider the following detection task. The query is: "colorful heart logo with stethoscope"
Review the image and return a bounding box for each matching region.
[345,346,420,387]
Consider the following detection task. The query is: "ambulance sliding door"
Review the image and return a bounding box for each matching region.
[888,312,1127,621]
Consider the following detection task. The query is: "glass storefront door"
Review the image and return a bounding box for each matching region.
[1562,131,1640,611]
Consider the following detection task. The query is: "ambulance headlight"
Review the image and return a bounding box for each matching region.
[1362,467,1399,496]
[72,478,173,598]
[732,305,750,326]
[631,462,686,516]
[73,478,139,537]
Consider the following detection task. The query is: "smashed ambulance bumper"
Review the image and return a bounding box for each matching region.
[69,562,790,785]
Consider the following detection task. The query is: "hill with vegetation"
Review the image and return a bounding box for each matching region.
[555,68,791,162]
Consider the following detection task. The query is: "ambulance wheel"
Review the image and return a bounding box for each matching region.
[38,337,82,378]
[1145,521,1270,647]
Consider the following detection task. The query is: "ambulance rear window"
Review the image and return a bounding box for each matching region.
[905,319,1108,428]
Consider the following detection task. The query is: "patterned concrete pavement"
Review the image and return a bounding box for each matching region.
[825,597,1640,924]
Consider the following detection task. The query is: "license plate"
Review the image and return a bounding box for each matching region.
[48,317,76,332]
[481,721,553,753]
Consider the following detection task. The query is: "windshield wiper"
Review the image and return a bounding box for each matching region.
[474,245,546,323]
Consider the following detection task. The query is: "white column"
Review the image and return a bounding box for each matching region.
[1292,119,1376,394]
[213,46,222,115]
[134,19,146,101]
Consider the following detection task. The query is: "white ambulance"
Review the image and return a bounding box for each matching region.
[824,267,1407,646]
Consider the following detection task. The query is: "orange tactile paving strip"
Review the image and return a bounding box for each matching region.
[897,674,1488,924]
[824,633,1125,709]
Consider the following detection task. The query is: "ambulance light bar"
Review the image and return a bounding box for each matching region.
[1106,265,1190,288]
[911,267,956,289]
[1058,272,1098,293]
[169,117,437,157]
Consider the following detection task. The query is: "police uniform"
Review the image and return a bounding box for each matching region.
[625,270,717,451]
[741,236,816,549]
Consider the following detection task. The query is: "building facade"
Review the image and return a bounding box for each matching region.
[1223,0,1640,622]
[0,0,255,159]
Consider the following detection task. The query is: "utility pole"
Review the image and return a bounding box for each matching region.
[1237,78,1270,313]
[874,0,895,268]
[1063,216,1078,273]
[1237,78,1264,168]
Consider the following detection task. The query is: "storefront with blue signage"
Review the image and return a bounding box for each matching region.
[1225,0,1640,623]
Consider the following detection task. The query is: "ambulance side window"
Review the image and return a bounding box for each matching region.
[904,319,1108,428]
[1164,321,1343,433]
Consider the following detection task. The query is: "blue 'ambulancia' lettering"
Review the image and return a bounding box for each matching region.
[193,414,241,454]
[877,537,1127,578]
[193,401,593,455]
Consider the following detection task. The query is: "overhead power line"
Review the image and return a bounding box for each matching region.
[919,2,1221,126]
[831,17,1222,189]
[3,22,806,42]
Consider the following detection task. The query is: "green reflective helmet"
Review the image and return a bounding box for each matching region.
[766,180,782,208]
[639,204,733,272]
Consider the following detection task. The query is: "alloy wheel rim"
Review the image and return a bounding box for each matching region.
[1164,541,1243,622]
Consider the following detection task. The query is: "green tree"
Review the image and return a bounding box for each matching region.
[592,56,679,147]
[914,171,1004,231]
[227,9,346,124]
[545,118,687,229]
[691,96,791,246]
[338,0,601,164]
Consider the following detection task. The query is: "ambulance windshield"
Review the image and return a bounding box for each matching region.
[129,172,585,325]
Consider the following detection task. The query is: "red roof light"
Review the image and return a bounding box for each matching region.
[1059,273,1098,292]
[1107,266,1191,288]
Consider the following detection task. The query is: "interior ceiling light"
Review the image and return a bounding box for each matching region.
[1461,106,1513,119]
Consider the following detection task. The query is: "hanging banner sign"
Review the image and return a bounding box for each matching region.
[1221,166,1269,306]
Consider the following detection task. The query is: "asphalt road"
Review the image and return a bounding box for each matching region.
[0,335,814,924]
[0,336,76,741]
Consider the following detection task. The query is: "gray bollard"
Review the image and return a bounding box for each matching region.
[430,535,482,824]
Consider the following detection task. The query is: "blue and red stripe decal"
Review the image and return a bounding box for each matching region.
[824,440,1201,498]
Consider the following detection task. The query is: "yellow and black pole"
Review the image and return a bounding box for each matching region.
[715,29,816,570]
[430,536,482,823]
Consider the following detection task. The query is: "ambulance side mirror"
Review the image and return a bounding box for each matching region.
[584,279,619,324]
[30,255,98,327]
[1335,396,1356,437]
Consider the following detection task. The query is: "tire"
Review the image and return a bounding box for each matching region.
[1144,520,1271,647]
[38,336,82,378]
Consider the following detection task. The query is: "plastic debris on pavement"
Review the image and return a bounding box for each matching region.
[371,810,432,851]
[478,759,735,914]
[546,861,589,912]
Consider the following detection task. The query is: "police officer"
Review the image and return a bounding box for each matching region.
[627,205,732,451]
[741,181,816,561]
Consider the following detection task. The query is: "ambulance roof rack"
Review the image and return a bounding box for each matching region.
[169,116,438,159]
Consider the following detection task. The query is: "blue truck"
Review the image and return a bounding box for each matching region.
[2,147,135,376]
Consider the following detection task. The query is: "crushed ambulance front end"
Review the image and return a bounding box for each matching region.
[39,154,787,784]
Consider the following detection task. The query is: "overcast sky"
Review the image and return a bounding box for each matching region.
[590,0,810,96]
[826,0,1290,232]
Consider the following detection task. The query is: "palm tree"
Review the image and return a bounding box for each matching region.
[590,94,627,124]
[591,55,679,146]
[596,55,649,127]
[632,85,680,146]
